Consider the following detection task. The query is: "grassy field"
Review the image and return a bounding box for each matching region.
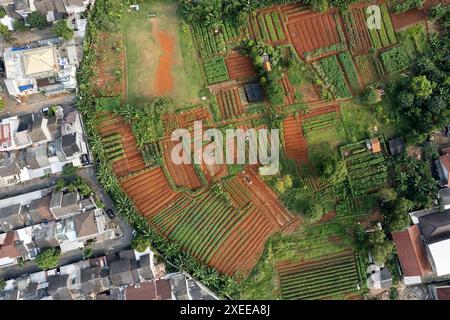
[121,0,204,107]
[339,101,397,142]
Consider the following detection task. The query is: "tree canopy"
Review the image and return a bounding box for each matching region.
[381,197,414,232]
[53,19,74,40]
[35,248,60,271]
[389,8,450,145]
[366,230,394,265]
[27,11,48,29]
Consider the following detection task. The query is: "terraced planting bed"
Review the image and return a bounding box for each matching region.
[341,140,389,197]
[192,23,225,58]
[315,55,352,100]
[121,167,179,218]
[97,112,146,177]
[216,87,244,119]
[277,251,360,300]
[225,51,257,80]
[203,57,230,84]
[365,3,397,49]
[150,190,277,276]
[248,10,287,44]
[380,44,412,74]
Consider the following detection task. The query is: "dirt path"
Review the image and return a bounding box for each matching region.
[151,19,175,96]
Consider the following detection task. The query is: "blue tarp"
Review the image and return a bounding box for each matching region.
[18,84,33,91]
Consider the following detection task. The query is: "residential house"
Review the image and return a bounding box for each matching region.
[27,196,53,225]
[1,249,219,300]
[430,285,450,300]
[392,225,432,285]
[0,155,21,186]
[367,266,393,290]
[438,188,450,211]
[0,204,24,232]
[437,149,450,187]
[0,232,21,268]
[418,211,450,277]
[49,191,81,219]
[33,0,87,22]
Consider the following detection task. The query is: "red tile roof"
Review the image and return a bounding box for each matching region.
[125,280,172,300]
[392,225,431,277]
[436,287,450,300]
[0,232,20,259]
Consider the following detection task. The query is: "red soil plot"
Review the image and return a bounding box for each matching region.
[152,20,175,96]
[121,167,179,219]
[194,142,228,185]
[209,205,278,276]
[97,113,146,177]
[280,74,295,106]
[216,87,244,119]
[299,82,321,103]
[303,104,340,119]
[345,8,373,54]
[93,32,126,97]
[237,166,300,233]
[225,51,257,80]
[284,9,341,57]
[283,114,309,164]
[391,8,427,31]
[162,139,203,190]
[163,107,213,136]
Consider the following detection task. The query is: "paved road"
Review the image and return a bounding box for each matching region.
[0,167,135,280]
[0,93,77,119]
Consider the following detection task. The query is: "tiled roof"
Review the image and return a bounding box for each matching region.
[392,225,431,277]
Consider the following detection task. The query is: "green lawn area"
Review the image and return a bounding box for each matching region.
[121,0,204,108]
[339,100,397,143]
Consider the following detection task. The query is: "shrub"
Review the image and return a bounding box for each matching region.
[35,248,60,271]
[132,235,152,252]
[27,11,48,29]
[53,19,74,40]
[13,20,28,32]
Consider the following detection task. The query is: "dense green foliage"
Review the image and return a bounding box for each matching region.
[27,11,48,29]
[393,0,424,13]
[366,230,393,265]
[132,235,152,252]
[381,197,414,232]
[390,154,438,208]
[203,57,230,84]
[388,9,450,144]
[35,248,60,271]
[380,45,412,74]
[53,19,74,40]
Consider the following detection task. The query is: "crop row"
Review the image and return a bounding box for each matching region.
[279,256,358,300]
[316,55,352,99]
[338,51,361,91]
[380,45,412,75]
[192,23,225,58]
[203,57,230,84]
[151,192,253,263]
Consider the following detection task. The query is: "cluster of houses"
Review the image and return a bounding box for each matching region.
[0,1,94,102]
[0,0,92,30]
[0,107,90,186]
[0,186,121,269]
[0,248,219,300]
[3,39,81,101]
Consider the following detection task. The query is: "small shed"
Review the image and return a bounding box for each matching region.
[388,137,405,156]
[367,137,381,153]
[244,83,264,103]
